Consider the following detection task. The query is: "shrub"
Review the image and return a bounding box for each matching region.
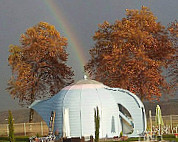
[94,106,100,142]
[36,133,40,138]
[162,134,176,138]
[120,131,123,137]
[8,110,15,142]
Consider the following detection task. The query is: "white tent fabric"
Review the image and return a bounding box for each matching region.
[30,79,146,138]
[110,88,147,137]
[63,108,70,137]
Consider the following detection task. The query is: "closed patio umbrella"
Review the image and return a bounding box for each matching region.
[155,105,164,135]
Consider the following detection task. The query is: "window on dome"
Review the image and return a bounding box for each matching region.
[118,104,134,134]
[118,104,132,118]
[111,116,116,133]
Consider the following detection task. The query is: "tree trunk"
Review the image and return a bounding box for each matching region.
[29,89,35,123]
[29,108,34,123]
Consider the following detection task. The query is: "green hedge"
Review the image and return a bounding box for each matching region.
[163,138,178,142]
[127,137,144,141]
[162,134,176,138]
[0,136,29,141]
[0,137,8,141]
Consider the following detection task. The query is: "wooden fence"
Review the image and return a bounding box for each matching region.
[147,115,178,134]
[0,121,48,136]
[0,115,178,136]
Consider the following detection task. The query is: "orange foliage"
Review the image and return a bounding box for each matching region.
[85,6,175,101]
[7,22,74,106]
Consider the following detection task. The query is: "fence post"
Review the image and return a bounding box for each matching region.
[6,124,9,136]
[29,123,32,131]
[170,115,173,133]
[24,123,26,136]
[149,110,152,136]
[41,121,43,136]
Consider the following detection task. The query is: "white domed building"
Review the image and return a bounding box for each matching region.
[30,78,146,138]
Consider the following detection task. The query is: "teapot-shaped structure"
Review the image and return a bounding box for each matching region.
[30,79,146,138]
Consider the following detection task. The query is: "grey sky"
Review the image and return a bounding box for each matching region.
[0,0,177,111]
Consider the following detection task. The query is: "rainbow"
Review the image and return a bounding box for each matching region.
[43,0,87,73]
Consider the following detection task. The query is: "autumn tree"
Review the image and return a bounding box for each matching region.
[7,22,74,122]
[167,20,178,89]
[85,6,175,101]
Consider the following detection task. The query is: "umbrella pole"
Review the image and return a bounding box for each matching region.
[159,124,160,136]
[149,110,152,138]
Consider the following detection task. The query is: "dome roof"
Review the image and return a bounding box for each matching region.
[74,79,102,85]
[62,79,104,90]
[30,78,147,138]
